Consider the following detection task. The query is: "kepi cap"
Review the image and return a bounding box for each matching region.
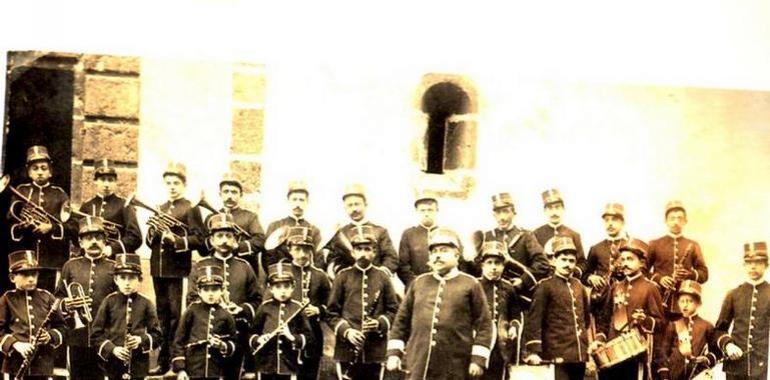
[78,215,105,235]
[26,145,51,164]
[9,250,40,273]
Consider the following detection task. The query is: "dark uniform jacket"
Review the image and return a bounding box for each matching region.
[54,254,116,347]
[289,262,331,360]
[326,264,400,363]
[655,315,720,380]
[91,291,163,379]
[187,254,262,326]
[715,280,770,379]
[648,234,709,284]
[397,224,438,287]
[523,273,591,364]
[596,272,664,342]
[147,197,206,278]
[249,299,313,376]
[533,223,587,278]
[0,288,65,376]
[77,193,142,254]
[583,236,649,307]
[7,182,69,269]
[476,227,550,301]
[387,270,495,380]
[171,301,237,378]
[479,277,522,364]
[265,216,322,269]
[204,207,266,267]
[324,221,399,275]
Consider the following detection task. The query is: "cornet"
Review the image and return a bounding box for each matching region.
[126,193,188,238]
[61,202,124,242]
[196,191,251,239]
[1,175,65,229]
[63,280,93,328]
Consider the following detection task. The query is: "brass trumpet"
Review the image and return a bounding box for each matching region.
[1,175,65,229]
[63,280,93,328]
[196,191,251,239]
[61,202,124,242]
[126,193,188,238]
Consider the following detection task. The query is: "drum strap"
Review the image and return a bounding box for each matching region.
[675,319,693,357]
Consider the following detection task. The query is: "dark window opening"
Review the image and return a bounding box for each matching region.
[421,82,472,174]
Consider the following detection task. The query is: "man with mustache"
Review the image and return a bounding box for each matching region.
[56,216,117,380]
[594,239,663,380]
[70,159,142,257]
[7,145,69,291]
[264,180,322,271]
[647,200,708,320]
[205,172,266,280]
[473,192,550,302]
[324,184,398,276]
[533,189,586,278]
[583,203,648,308]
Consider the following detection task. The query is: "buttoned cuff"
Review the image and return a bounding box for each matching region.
[172,357,186,372]
[717,333,733,352]
[594,333,607,343]
[241,303,256,321]
[640,316,656,334]
[657,367,670,380]
[471,345,491,368]
[524,340,542,354]
[174,236,189,252]
[386,339,405,358]
[334,320,351,338]
[249,335,260,350]
[48,329,64,348]
[98,340,115,361]
[224,340,236,357]
[51,224,65,240]
[693,271,700,282]
[1,334,18,354]
[141,332,154,353]
[573,267,583,279]
[378,316,391,334]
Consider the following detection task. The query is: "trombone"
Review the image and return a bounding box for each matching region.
[196,191,251,239]
[61,202,124,242]
[62,280,93,328]
[126,193,188,239]
[1,175,65,229]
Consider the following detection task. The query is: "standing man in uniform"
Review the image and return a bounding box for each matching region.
[396,191,440,289]
[55,216,117,380]
[145,162,206,375]
[205,172,266,281]
[714,242,770,380]
[533,189,586,278]
[647,200,709,319]
[324,184,398,277]
[71,159,141,256]
[264,180,322,273]
[474,192,550,302]
[7,145,69,291]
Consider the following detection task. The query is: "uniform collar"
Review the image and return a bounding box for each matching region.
[213,252,234,261]
[548,222,563,230]
[351,219,370,227]
[32,181,50,190]
[289,215,305,224]
[433,267,460,281]
[97,193,115,201]
[419,223,437,231]
[667,232,683,239]
[747,278,767,286]
[292,260,311,269]
[222,205,240,213]
[84,252,105,262]
[355,263,372,272]
[607,231,629,243]
[626,272,643,282]
[555,272,571,281]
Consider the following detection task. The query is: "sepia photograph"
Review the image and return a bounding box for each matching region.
[0,2,769,380]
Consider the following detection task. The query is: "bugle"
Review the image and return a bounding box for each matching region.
[126,193,188,238]
[196,192,251,239]
[61,202,124,242]
[1,175,65,229]
[63,280,93,328]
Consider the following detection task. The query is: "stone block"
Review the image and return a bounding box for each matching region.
[80,167,138,201]
[230,108,263,155]
[229,160,261,194]
[232,71,265,104]
[84,76,140,119]
[81,122,139,162]
[83,55,140,74]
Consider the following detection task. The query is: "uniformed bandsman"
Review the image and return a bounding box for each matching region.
[0,250,66,378]
[326,225,400,380]
[71,158,142,257]
[7,145,69,291]
[145,161,206,375]
[647,200,709,319]
[263,180,322,272]
[204,172,266,279]
[583,203,648,308]
[654,280,720,380]
[472,192,550,302]
[55,216,117,380]
[714,242,770,380]
[249,262,313,380]
[188,213,262,380]
[523,236,591,380]
[477,241,522,379]
[386,228,494,380]
[285,226,332,380]
[396,191,440,288]
[533,189,587,278]
[594,239,663,380]
[173,264,237,380]
[323,184,399,276]
[90,253,163,380]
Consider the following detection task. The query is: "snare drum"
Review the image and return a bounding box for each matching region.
[507,364,555,380]
[592,329,647,369]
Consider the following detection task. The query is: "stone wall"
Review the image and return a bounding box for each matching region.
[229,63,265,212]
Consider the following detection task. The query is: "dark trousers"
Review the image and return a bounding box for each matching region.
[480,351,506,380]
[337,362,383,380]
[153,276,183,370]
[555,362,587,380]
[222,347,244,380]
[258,374,293,380]
[598,359,642,380]
[69,346,104,380]
[298,354,321,380]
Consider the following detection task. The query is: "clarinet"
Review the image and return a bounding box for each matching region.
[662,243,692,315]
[122,297,133,380]
[252,301,310,355]
[342,290,382,380]
[14,299,61,380]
